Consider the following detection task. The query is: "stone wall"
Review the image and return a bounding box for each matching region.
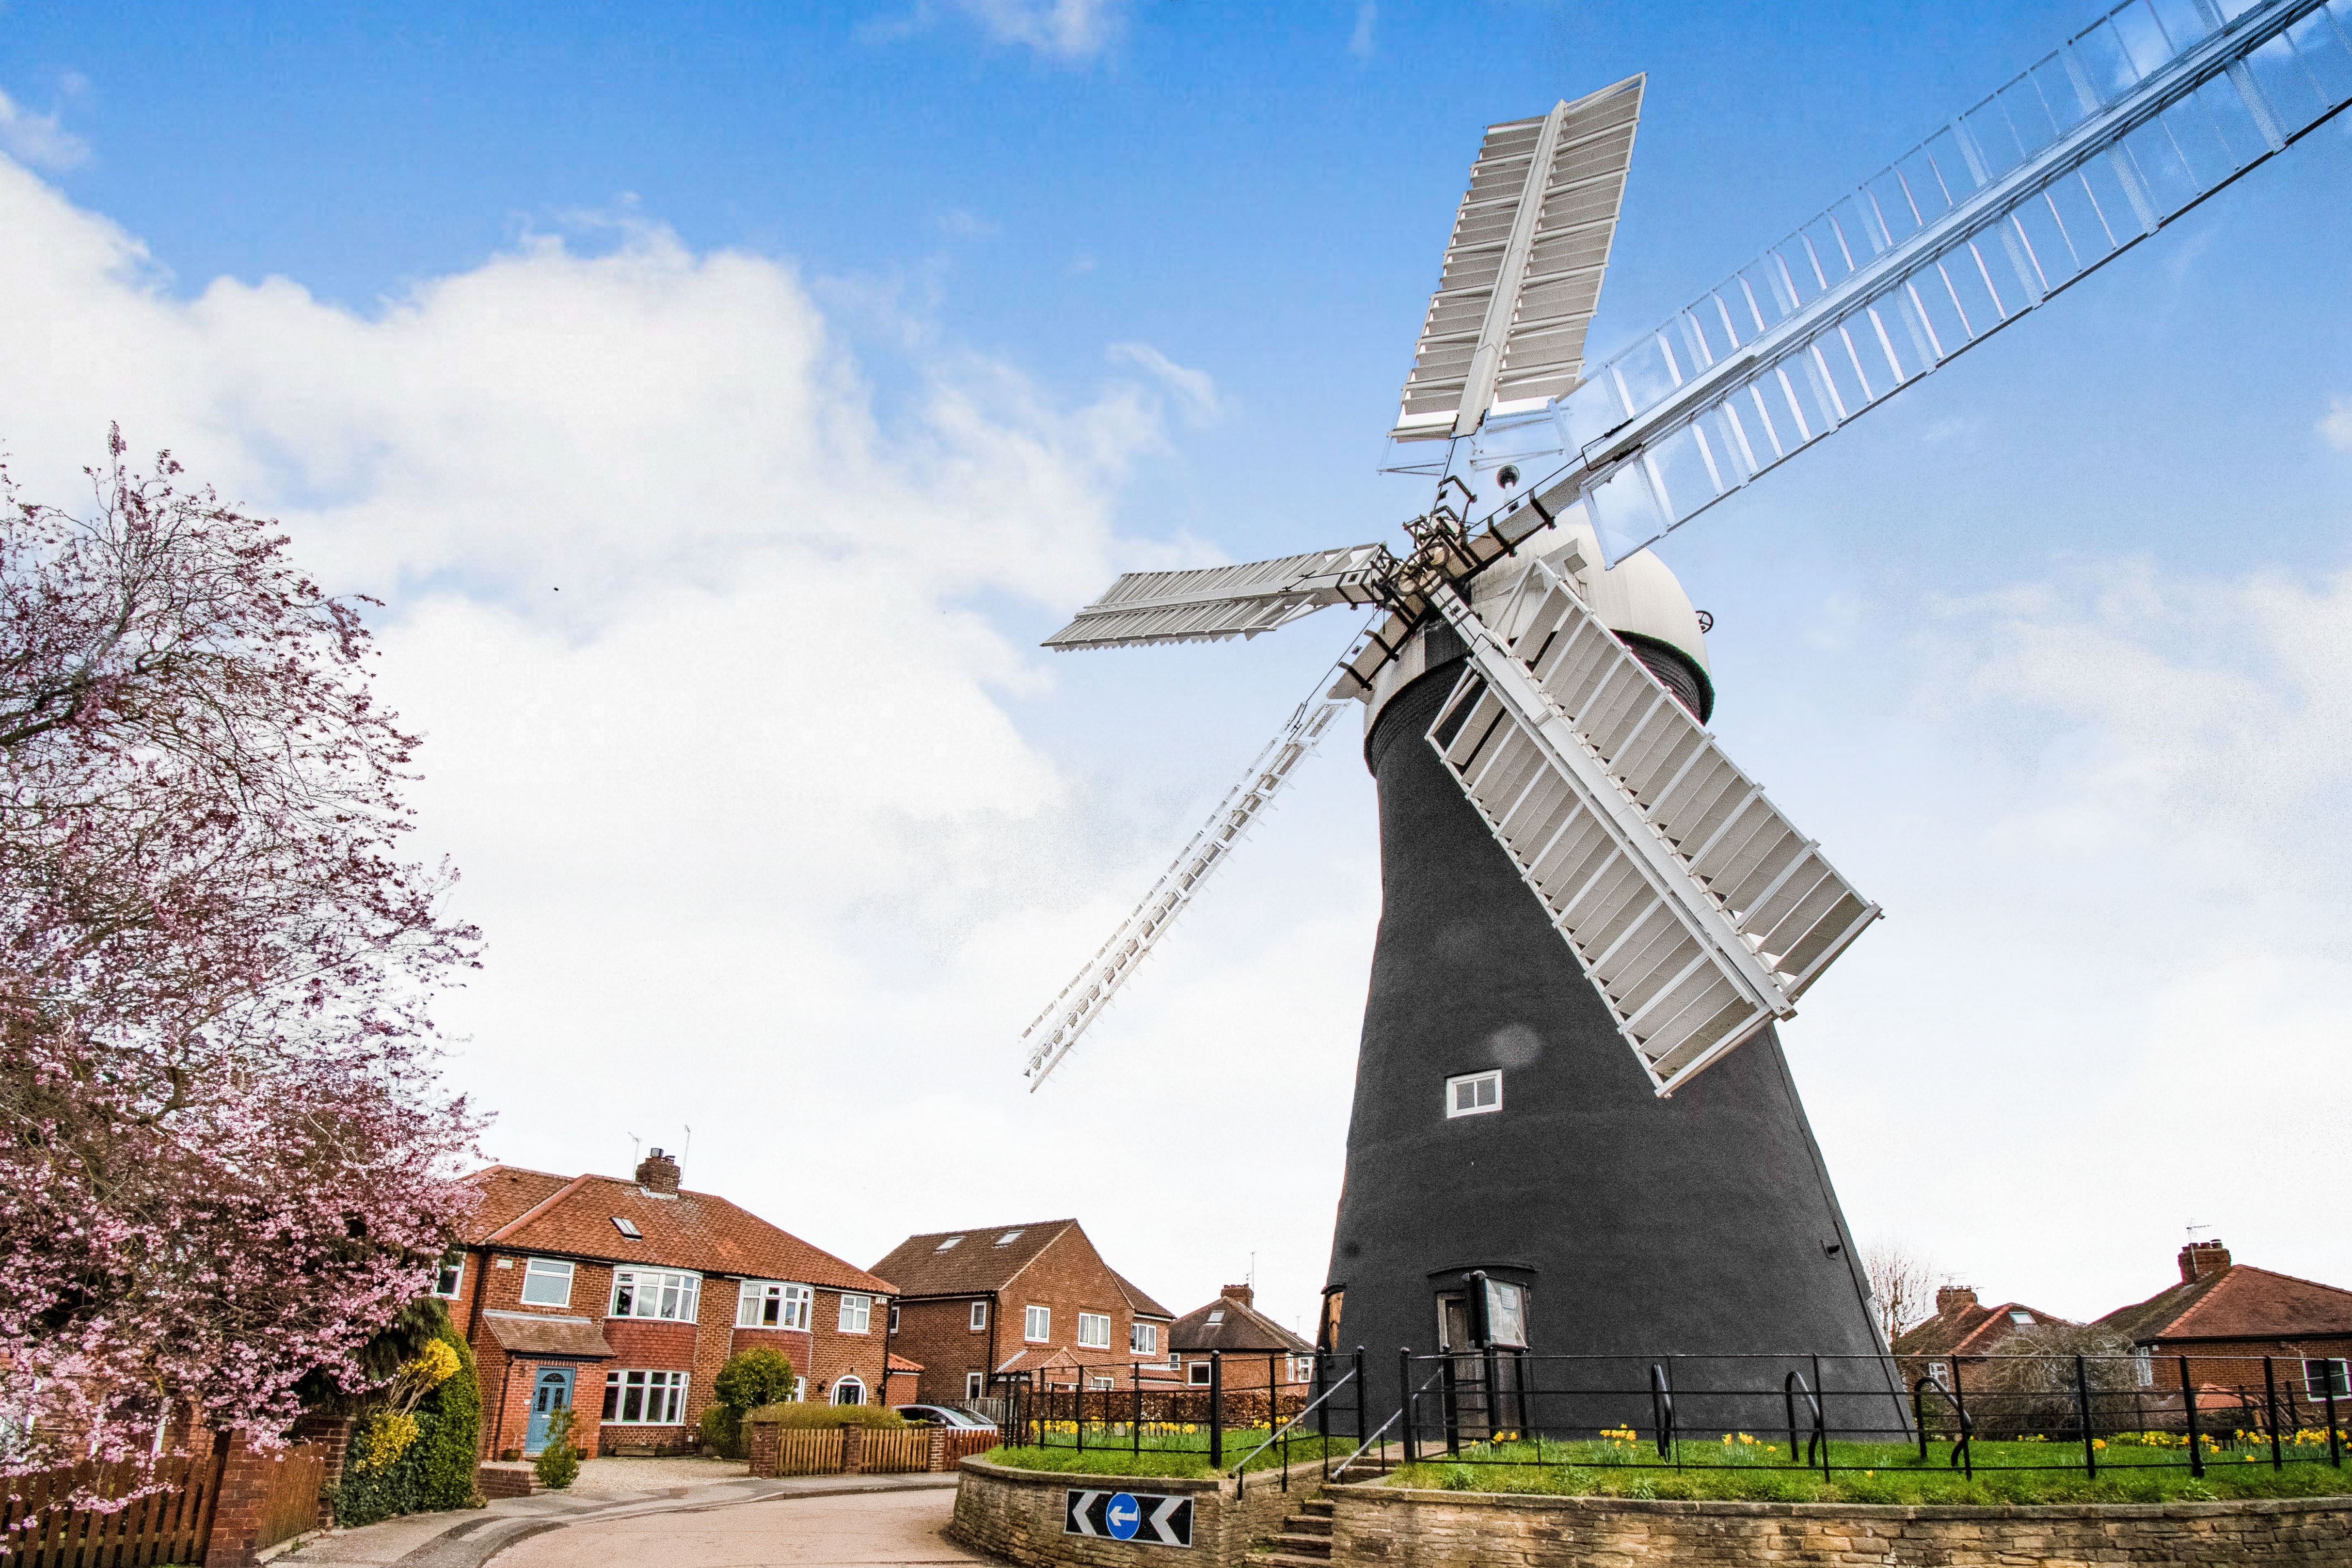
[952,1454,1334,1568]
[1328,1481,2352,1566]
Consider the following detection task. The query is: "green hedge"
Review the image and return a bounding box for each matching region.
[745,1402,908,1429]
[699,1405,746,1460]
[332,1326,485,1525]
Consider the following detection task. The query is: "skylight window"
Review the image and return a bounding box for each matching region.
[1207,1309,1224,1325]
[2009,1309,2034,1324]
[612,1217,642,1238]
[996,1230,1024,1245]
[935,1236,964,1251]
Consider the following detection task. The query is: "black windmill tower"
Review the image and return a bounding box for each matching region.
[1020,1,2351,1431]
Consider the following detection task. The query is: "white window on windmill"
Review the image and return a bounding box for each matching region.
[1446,1070,1502,1118]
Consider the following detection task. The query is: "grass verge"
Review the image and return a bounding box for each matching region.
[1386,1435,2351,1505]
[989,1429,1354,1479]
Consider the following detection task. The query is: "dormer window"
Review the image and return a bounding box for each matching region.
[936,1236,964,1251]
[612,1217,642,1238]
[996,1230,1024,1245]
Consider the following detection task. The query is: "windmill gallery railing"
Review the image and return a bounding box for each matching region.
[1352,1348,2348,1485]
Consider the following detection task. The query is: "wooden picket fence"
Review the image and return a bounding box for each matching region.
[856,1429,931,1475]
[765,1429,846,1477]
[251,1446,325,1557]
[0,1449,224,1568]
[940,1429,999,1470]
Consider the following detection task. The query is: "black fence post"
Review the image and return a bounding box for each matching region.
[1209,1351,1223,1472]
[1354,1346,1368,1457]
[1442,1355,1461,1456]
[1950,1359,1972,1480]
[1134,1362,1143,1460]
[2264,1358,2283,1470]
[2074,1355,2096,1478]
[1813,1354,1829,1481]
[1515,1349,1532,1453]
[1399,1347,1417,1464]
[2325,1376,2342,1469]
[2182,1357,2204,1479]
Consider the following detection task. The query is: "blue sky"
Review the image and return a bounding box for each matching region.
[4,0,2349,1339]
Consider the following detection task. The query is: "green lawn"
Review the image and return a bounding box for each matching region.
[1385,1433,2351,1505]
[989,1424,1356,1479]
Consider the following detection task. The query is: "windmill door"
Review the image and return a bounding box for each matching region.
[524,1367,574,1455]
[1436,1295,1491,1442]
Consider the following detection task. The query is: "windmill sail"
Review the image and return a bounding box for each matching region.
[1043,543,1392,652]
[1393,75,1644,443]
[1425,570,1877,1095]
[1506,0,2352,563]
[1023,692,1349,1089]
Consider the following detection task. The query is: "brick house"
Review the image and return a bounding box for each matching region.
[1171,1285,1317,1393]
[870,1220,1176,1407]
[2095,1240,2352,1415]
[1892,1285,2073,1384]
[445,1151,898,1456]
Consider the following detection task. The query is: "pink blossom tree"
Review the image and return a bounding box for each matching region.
[0,429,481,1475]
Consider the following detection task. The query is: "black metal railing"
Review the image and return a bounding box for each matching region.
[1344,1349,2349,1485]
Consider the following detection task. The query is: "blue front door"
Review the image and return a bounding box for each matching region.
[524,1368,574,1456]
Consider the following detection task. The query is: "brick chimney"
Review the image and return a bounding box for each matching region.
[1221,1283,1254,1308]
[1936,1285,1978,1315]
[636,1147,681,1195]
[2178,1239,2230,1283]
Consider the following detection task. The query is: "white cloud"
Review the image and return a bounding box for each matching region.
[0,151,1383,1326]
[1349,0,1377,62]
[938,207,1001,238]
[1108,339,1220,424]
[871,0,1126,61]
[2322,393,2352,451]
[0,88,90,171]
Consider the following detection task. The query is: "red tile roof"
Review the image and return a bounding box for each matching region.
[480,1312,617,1360]
[1893,1300,2071,1360]
[1111,1269,1176,1321]
[870,1220,1077,1298]
[887,1352,924,1374]
[2098,1265,2352,1345]
[1170,1293,1313,1356]
[459,1165,893,1295]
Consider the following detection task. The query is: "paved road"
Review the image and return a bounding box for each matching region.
[286,1473,989,1568]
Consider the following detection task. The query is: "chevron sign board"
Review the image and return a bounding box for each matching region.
[1065,1488,1194,1546]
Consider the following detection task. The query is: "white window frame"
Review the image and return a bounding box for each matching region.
[792,1376,807,1402]
[2305,1358,2350,1400]
[839,1293,873,1334]
[601,1368,689,1425]
[1187,1361,1212,1387]
[610,1267,701,1322]
[520,1257,574,1307]
[1130,1322,1158,1355]
[1088,1376,1114,1390]
[832,1376,866,1406]
[966,1372,985,1402]
[970,1300,989,1331]
[890,1303,900,1333]
[2131,1349,2153,1387]
[1077,1312,1112,1349]
[738,1280,812,1330]
[432,1251,465,1299]
[1024,1304,1050,1343]
[1446,1069,1502,1118]
[1288,1355,1315,1384]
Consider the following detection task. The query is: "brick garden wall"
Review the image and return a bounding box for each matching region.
[951,1454,1334,1568]
[1325,1482,2352,1567]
